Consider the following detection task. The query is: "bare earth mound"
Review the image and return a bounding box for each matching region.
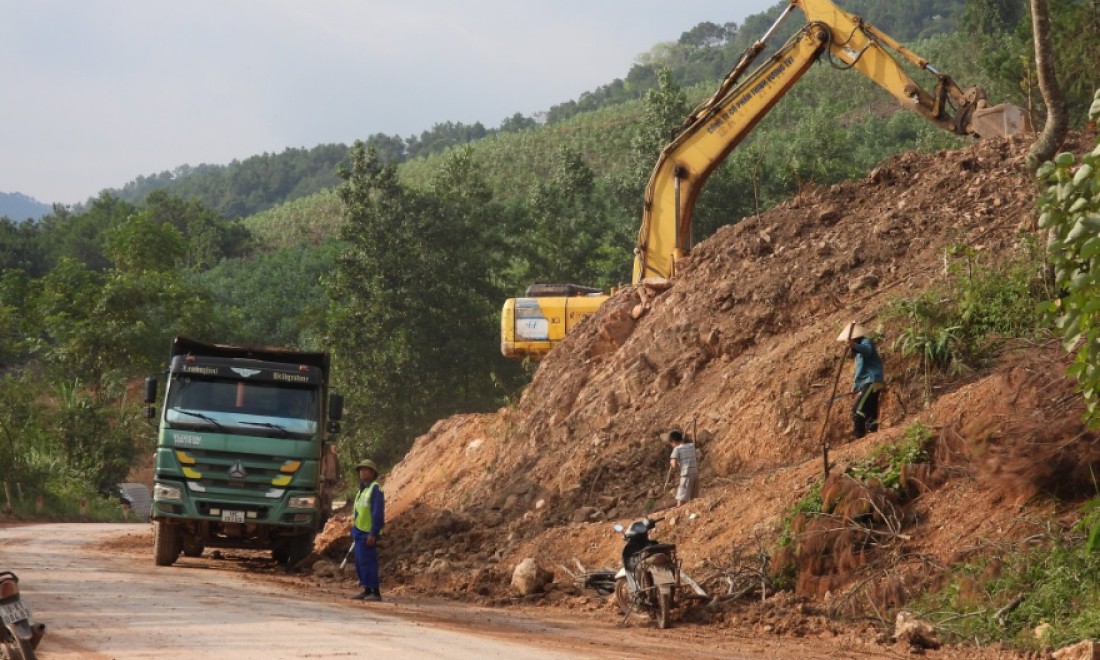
[318,133,1099,654]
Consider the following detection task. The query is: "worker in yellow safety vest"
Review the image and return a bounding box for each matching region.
[350,459,385,601]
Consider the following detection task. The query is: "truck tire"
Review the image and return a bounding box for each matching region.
[153,521,181,566]
[287,533,315,566]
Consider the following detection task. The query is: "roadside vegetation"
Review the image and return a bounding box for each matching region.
[883,236,1053,401]
[773,421,936,591]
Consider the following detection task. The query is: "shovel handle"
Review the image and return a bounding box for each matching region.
[339,544,354,568]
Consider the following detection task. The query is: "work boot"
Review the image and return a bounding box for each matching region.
[350,589,371,600]
[363,589,382,602]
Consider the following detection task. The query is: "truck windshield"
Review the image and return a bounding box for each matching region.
[165,375,319,439]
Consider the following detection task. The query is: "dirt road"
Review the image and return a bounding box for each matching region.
[0,523,911,659]
[1,523,612,659]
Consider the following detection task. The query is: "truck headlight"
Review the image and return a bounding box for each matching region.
[154,483,182,500]
[288,495,317,509]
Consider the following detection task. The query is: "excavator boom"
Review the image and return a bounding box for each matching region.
[632,0,1028,283]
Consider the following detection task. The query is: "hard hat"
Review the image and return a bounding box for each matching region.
[354,459,378,472]
[836,322,868,342]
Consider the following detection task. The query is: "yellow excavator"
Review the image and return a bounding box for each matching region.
[500,0,1028,359]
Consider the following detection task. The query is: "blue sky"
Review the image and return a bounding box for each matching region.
[1,0,778,205]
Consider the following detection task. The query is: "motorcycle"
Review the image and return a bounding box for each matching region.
[613,517,680,629]
[0,571,45,660]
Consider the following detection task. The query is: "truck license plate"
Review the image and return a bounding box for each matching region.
[0,600,30,625]
[221,510,246,523]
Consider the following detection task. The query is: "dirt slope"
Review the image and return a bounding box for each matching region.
[319,132,1099,649]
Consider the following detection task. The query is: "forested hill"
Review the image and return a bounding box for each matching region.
[0,191,51,222]
[100,0,970,219]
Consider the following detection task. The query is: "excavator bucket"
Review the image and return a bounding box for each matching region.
[967,103,1031,139]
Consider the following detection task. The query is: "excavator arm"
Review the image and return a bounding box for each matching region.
[632,0,1028,282]
[503,0,1028,359]
[632,22,829,282]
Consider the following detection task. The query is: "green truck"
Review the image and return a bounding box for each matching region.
[146,336,343,567]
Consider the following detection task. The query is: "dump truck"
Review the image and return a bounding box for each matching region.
[146,336,342,567]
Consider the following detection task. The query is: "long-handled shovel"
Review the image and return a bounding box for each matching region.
[338,544,354,574]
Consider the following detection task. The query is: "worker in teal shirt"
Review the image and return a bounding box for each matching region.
[838,323,885,438]
[350,459,385,601]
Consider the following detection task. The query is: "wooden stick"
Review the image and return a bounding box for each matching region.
[819,322,856,478]
[994,593,1026,627]
[680,571,708,597]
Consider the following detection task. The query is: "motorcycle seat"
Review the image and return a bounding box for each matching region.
[636,543,676,559]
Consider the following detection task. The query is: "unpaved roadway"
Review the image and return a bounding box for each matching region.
[0,523,909,659]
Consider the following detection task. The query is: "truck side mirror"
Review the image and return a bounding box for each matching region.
[144,377,158,419]
[328,393,344,421]
[327,393,344,435]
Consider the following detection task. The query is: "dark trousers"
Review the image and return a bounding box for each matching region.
[852,384,880,438]
[352,529,379,590]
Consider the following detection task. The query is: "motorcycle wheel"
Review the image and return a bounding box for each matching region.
[1,632,37,660]
[613,577,631,615]
[655,586,672,630]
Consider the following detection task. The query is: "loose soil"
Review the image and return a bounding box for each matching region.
[303,132,1100,657]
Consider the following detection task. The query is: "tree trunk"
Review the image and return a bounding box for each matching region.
[1026,0,1069,169]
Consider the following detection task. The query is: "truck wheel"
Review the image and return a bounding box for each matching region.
[271,543,290,564]
[153,521,181,566]
[287,533,315,566]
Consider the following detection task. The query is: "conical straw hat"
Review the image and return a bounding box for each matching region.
[835,322,868,342]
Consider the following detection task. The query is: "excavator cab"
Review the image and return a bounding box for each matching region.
[501,285,609,359]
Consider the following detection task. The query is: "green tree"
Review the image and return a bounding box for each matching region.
[0,270,33,368]
[104,212,186,273]
[325,143,519,463]
[629,69,691,184]
[0,217,48,276]
[522,147,628,288]
[1039,89,1100,422]
[29,215,219,384]
[194,240,341,348]
[39,193,137,271]
[365,132,407,164]
[499,113,537,133]
[142,190,252,269]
